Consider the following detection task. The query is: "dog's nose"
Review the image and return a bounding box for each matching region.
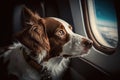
[82,38,93,48]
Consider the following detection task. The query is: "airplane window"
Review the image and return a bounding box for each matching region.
[87,0,118,48]
[82,0,118,54]
[81,0,118,54]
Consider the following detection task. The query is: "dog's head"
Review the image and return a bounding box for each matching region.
[44,17,93,58]
[16,7,92,61]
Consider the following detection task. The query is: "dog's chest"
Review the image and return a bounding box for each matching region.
[6,48,41,80]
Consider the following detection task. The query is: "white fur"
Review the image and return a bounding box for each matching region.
[36,50,47,63]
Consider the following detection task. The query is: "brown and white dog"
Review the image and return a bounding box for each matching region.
[0,7,93,80]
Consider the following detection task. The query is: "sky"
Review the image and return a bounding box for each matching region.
[94,0,117,27]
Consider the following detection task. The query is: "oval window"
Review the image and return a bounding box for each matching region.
[81,0,118,54]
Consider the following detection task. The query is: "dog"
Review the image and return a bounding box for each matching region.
[0,7,93,80]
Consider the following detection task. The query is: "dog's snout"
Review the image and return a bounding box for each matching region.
[82,38,93,48]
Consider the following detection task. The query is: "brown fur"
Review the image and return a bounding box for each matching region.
[15,7,50,56]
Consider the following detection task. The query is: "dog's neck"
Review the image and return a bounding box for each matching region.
[21,43,48,63]
[22,47,42,70]
[22,46,52,80]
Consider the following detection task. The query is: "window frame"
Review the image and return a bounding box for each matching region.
[81,0,118,54]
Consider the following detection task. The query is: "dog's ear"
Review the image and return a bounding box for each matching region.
[21,7,42,28]
[15,7,50,54]
[22,7,34,20]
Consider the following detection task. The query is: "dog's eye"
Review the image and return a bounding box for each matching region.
[59,30,65,35]
[55,29,66,39]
